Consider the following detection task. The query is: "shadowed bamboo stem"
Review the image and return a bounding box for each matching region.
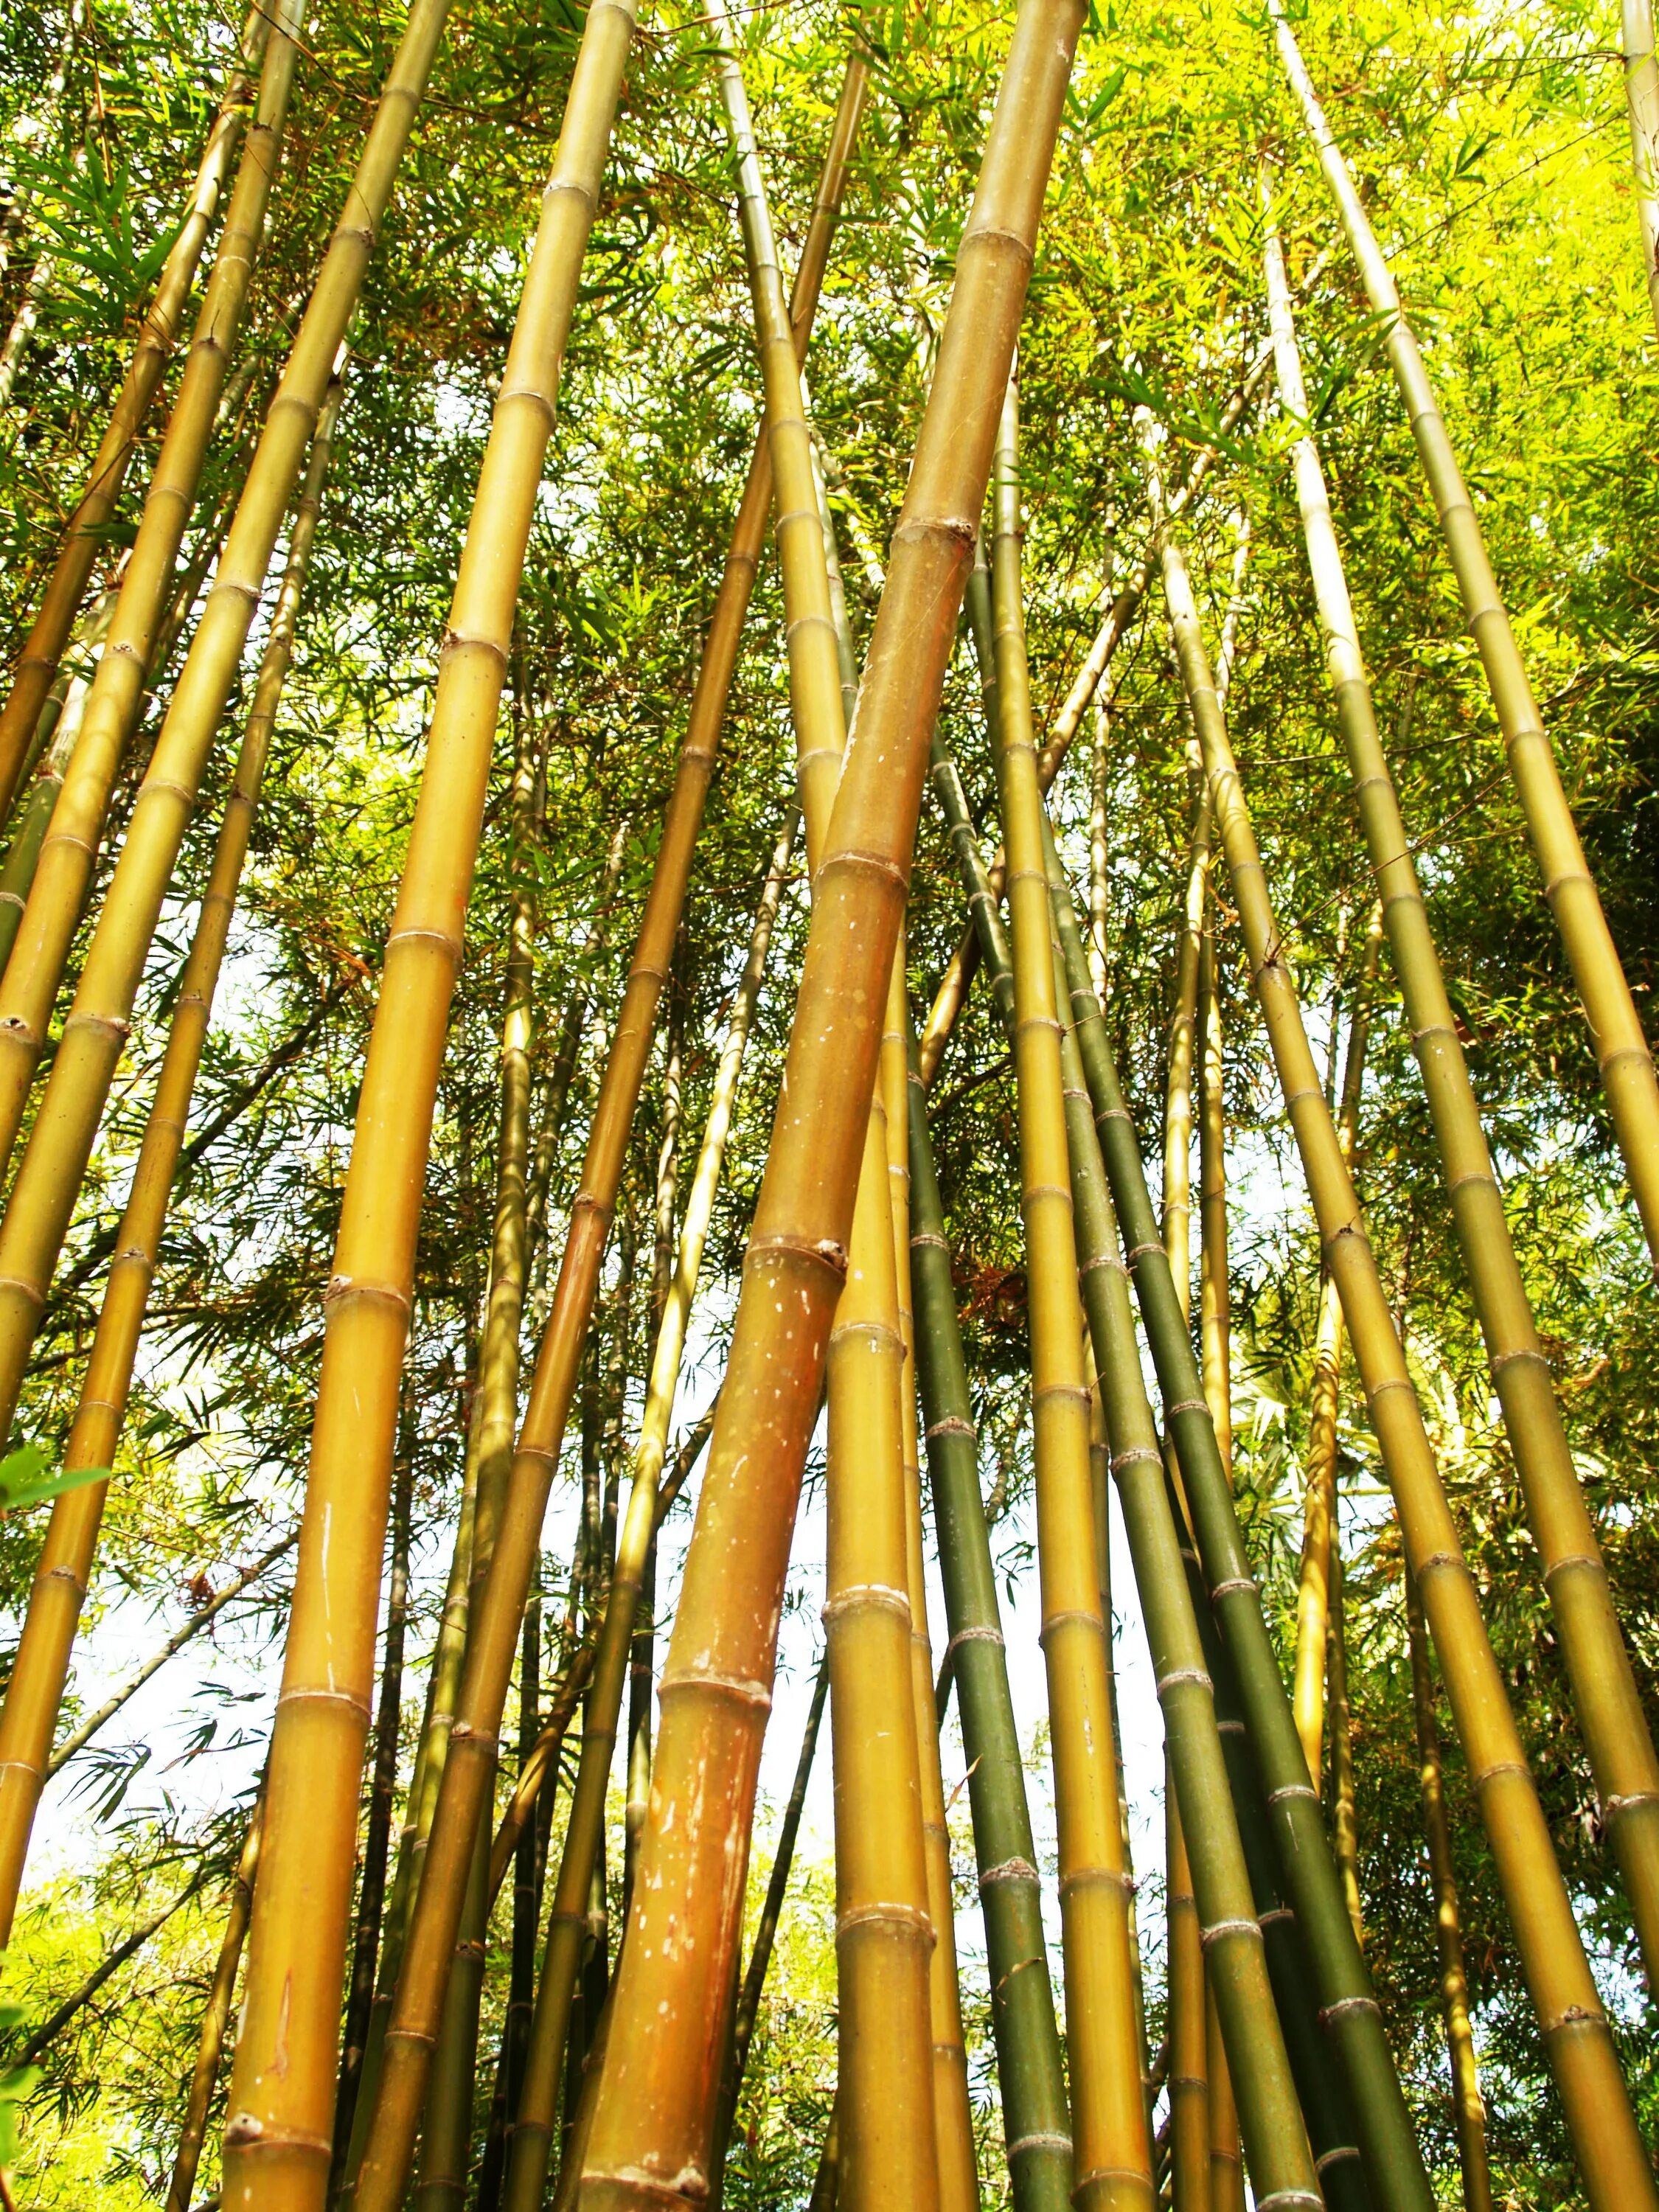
[1326,1538,1363,1949]
[1148,420,1659,2212]
[0,378,342,1957]
[1271,7,1659,1272]
[579,1,1085,2195]
[0,0,455,1453]
[992,379,1150,2212]
[0,4,271,822]
[1624,0,1659,341]
[165,1792,265,2212]
[1402,1563,1494,2212]
[1265,207,1659,1994]
[224,12,636,2198]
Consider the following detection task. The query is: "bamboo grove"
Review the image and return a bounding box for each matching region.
[0,0,1658,2201]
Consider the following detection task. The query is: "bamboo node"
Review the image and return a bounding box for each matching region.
[911,1230,950,1253]
[1254,2193,1325,2212]
[1208,1574,1257,1600]
[1316,1994,1381,2025]
[1110,1445,1162,1472]
[747,1230,849,1283]
[1488,1343,1548,1374]
[1006,2132,1073,2160]
[1314,2145,1364,2174]
[1038,1607,1105,1649]
[1266,1781,1318,1807]
[1198,1915,1260,1950]
[321,1273,411,1315]
[1604,1790,1659,1816]
[978,1856,1038,1888]
[1032,1380,1090,1408]
[925,1413,977,1444]
[1058,1864,1135,1899]
[835,1899,934,1943]
[1154,1665,1211,1697]
[1165,1397,1211,1421]
[657,1666,771,1711]
[1078,1249,1128,1279]
[945,1623,1002,1658]
[1124,1239,1164,1266]
[1258,1904,1294,1928]
[821,1581,909,1625]
[1543,2002,1607,2031]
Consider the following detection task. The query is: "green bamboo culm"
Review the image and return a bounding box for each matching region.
[1042,801,1435,2211]
[906,1034,1074,2212]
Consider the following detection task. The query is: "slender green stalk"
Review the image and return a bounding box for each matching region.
[1326,1536,1363,1949]
[166,1792,265,2212]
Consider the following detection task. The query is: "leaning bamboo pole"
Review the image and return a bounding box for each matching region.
[164,1792,265,2212]
[579,0,1084,2193]
[0,0,456,1453]
[1326,1537,1364,1949]
[498,807,801,2211]
[0,377,343,1956]
[1271,8,1659,1273]
[0,3,271,822]
[1266,206,1659,1992]
[1622,0,1659,347]
[990,378,1152,2212]
[1402,1562,1495,2212]
[1149,426,1659,2212]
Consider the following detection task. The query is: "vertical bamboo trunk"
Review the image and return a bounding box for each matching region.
[908,1039,1074,2212]
[1149,425,1659,2211]
[1163,1790,1207,2212]
[1088,695,1110,1006]
[220,13,635,2200]
[0,0,455,1454]
[1326,1539,1363,1950]
[0,3,272,821]
[579,3,1084,2194]
[1270,7,1659,1270]
[1624,0,1659,343]
[165,1794,266,2212]
[1402,1565,1495,2212]
[0,377,343,1955]
[1265,208,1659,1997]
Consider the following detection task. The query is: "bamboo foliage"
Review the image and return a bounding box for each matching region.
[1264,209,1659,1992]
[1147,420,1659,2212]
[0,372,344,1958]
[0,2,272,821]
[1271,4,1659,1272]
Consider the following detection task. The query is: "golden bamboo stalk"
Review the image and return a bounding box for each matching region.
[1326,1537,1364,1949]
[992,379,1150,2212]
[1147,414,1659,2211]
[0,0,454,1454]
[1271,5,1659,1270]
[578,0,1085,2191]
[0,4,271,821]
[220,7,634,2197]
[0,376,342,1957]
[1624,0,1659,343]
[166,1794,266,2212]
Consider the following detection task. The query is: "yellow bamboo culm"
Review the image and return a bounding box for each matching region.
[220,9,636,2200]
[0,4,271,821]
[1270,3,1659,1273]
[1263,204,1659,1993]
[1621,0,1659,345]
[0,0,458,1463]
[992,378,1152,2212]
[1142,406,1659,2212]
[0,376,343,1960]
[577,0,1085,2192]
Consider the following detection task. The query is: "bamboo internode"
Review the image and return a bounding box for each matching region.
[1625,0,1659,343]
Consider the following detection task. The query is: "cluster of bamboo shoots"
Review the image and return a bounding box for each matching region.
[1,0,1658,2205]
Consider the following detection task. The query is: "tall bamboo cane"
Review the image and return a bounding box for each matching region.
[1265,215,1659,1988]
[579,0,1085,2193]
[1270,7,1659,1273]
[0,3,271,821]
[1149,426,1659,2211]
[0,375,343,1956]
[352,38,870,2212]
[1624,0,1659,343]
[1402,1562,1495,2212]
[1326,1537,1364,1949]
[990,378,1152,2212]
[164,1792,265,2212]
[0,0,458,1460]
[220,13,639,2197]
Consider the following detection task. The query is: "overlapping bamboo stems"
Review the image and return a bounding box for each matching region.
[0,2,271,821]
[0,0,309,1186]
[0,6,459,1478]
[580,1,1085,2194]
[0,376,344,1956]
[1290,902,1382,1790]
[500,806,801,2211]
[0,586,119,965]
[349,37,869,2212]
[1271,11,1659,1273]
[1402,1562,1494,2212]
[990,379,1151,2212]
[1624,0,1659,342]
[164,1792,265,2212]
[221,14,638,2198]
[1150,428,1659,2211]
[1265,213,1659,1997]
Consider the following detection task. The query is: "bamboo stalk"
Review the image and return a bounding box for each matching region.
[992,378,1151,2212]
[1402,1562,1495,2212]
[1163,1782,1207,2212]
[1271,7,1659,1272]
[0,0,454,1460]
[0,378,343,1958]
[1149,425,1659,2211]
[1326,1537,1363,1950]
[0,3,272,821]
[475,1587,546,2212]
[1265,206,1659,1996]
[1624,0,1659,343]
[166,1793,265,2212]
[579,0,1084,2191]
